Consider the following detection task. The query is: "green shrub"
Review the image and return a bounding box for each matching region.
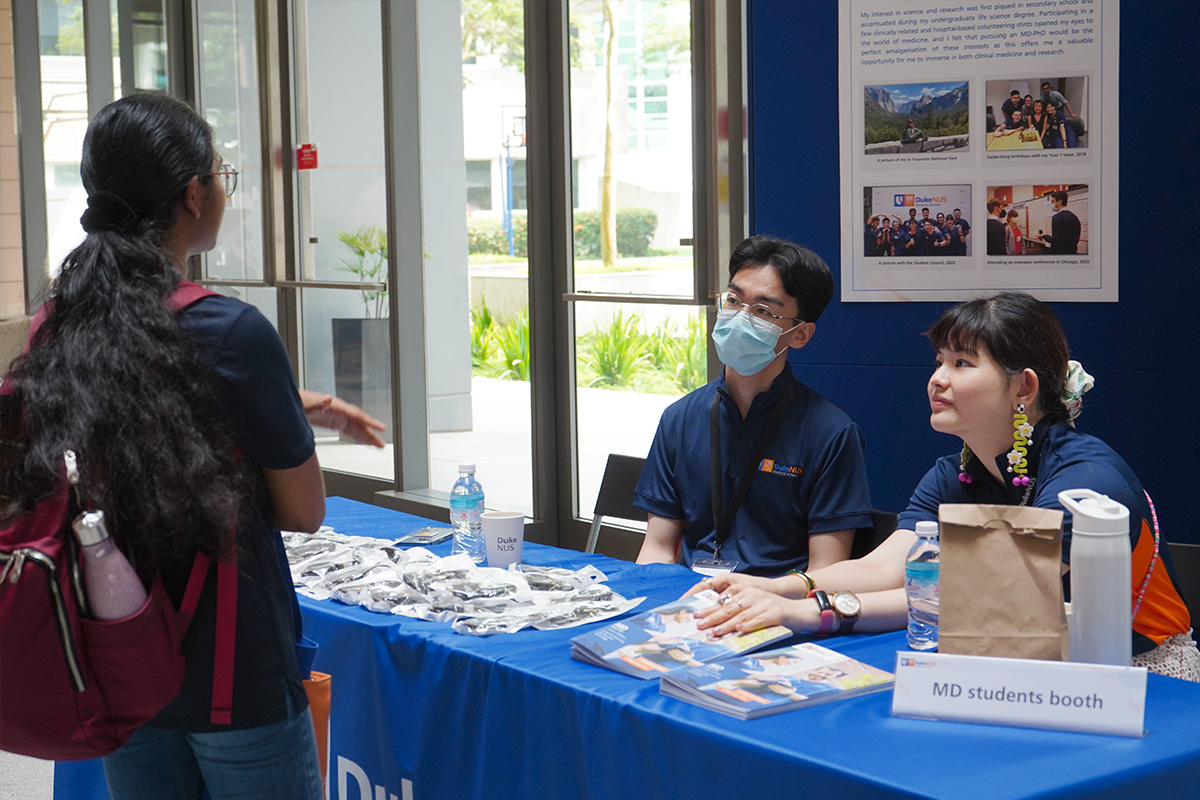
[572,208,659,259]
[571,210,600,259]
[470,297,496,369]
[468,208,657,259]
[647,312,707,393]
[581,311,651,387]
[616,208,658,257]
[467,212,528,257]
[493,307,530,381]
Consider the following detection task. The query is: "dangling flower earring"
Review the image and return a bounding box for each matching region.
[958,443,973,484]
[1007,403,1033,486]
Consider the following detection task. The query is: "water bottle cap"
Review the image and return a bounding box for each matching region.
[1057,489,1129,535]
[72,509,111,546]
[914,520,938,536]
[458,464,475,474]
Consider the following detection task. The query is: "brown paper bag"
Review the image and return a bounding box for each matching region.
[937,504,1069,661]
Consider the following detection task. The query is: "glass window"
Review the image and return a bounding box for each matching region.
[292,0,394,474]
[466,160,493,211]
[131,0,169,92]
[40,0,88,273]
[567,0,694,518]
[510,159,527,211]
[455,0,533,513]
[574,302,704,512]
[196,0,265,283]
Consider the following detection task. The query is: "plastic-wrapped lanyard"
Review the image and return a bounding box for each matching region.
[708,379,795,562]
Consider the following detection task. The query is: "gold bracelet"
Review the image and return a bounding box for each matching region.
[785,568,815,594]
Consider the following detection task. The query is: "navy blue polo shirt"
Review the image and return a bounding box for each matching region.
[634,369,872,576]
[897,420,1191,656]
[152,295,315,731]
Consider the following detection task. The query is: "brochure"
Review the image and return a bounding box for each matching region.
[659,641,893,719]
[569,589,792,679]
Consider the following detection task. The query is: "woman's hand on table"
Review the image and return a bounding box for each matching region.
[682,572,776,598]
[693,586,818,638]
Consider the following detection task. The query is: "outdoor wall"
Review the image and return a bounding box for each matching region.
[749,0,1200,543]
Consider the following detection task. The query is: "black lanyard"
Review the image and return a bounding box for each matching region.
[709,379,795,561]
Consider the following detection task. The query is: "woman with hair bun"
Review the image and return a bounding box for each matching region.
[4,93,380,798]
[692,292,1199,681]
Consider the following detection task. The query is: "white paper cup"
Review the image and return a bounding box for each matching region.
[482,511,525,568]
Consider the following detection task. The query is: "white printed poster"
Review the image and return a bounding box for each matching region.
[838,0,1118,302]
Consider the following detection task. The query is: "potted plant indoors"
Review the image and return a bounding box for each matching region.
[331,224,392,442]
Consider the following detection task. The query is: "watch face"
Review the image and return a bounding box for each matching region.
[832,592,861,617]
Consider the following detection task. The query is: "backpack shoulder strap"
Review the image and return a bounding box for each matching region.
[24,281,220,351]
[168,281,222,313]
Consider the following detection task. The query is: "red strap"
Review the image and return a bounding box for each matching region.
[181,552,212,616]
[210,529,238,726]
[168,280,221,312]
[25,281,219,350]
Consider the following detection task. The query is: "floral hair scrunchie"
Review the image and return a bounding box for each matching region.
[1061,360,1094,426]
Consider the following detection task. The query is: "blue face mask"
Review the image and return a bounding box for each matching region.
[711,309,798,376]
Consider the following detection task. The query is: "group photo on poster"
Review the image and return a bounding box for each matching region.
[984,185,1089,258]
[863,185,972,258]
[986,77,1089,152]
[863,81,969,155]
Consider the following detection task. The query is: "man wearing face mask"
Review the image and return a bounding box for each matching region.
[632,236,872,577]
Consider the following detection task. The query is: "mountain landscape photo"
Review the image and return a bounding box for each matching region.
[864,82,968,146]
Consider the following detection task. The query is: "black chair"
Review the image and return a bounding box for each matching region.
[850,509,898,560]
[1166,542,1200,635]
[584,454,648,554]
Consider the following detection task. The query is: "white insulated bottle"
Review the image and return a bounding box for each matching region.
[1058,489,1132,667]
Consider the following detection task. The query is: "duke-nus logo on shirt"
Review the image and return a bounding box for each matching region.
[758,458,803,478]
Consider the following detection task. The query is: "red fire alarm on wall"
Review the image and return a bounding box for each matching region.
[297,143,319,170]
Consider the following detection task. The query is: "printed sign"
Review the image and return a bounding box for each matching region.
[297,143,319,170]
[892,650,1146,737]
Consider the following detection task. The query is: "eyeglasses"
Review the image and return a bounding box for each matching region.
[210,164,239,198]
[717,291,803,327]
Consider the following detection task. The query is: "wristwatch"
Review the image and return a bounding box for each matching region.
[808,589,836,635]
[830,591,862,634]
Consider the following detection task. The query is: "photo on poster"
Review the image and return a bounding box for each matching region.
[862,185,972,259]
[985,77,1089,152]
[864,81,968,155]
[984,185,1089,258]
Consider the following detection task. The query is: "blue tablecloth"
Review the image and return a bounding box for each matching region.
[55,497,1200,799]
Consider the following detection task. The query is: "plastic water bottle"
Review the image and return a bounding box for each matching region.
[72,510,148,621]
[905,520,940,651]
[1058,489,1132,667]
[449,464,486,563]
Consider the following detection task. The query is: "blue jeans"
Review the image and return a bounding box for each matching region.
[101,705,323,800]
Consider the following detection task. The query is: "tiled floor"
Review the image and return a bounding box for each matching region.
[0,751,53,799]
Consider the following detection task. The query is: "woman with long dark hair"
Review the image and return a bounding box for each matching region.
[691,293,1199,680]
[3,93,379,798]
[1005,209,1024,255]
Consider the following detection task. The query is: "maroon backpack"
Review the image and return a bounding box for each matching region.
[0,282,238,760]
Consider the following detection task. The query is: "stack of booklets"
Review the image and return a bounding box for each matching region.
[659,641,893,719]
[569,589,792,679]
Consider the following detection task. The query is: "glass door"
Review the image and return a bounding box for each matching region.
[566,0,700,518]
[289,0,394,480]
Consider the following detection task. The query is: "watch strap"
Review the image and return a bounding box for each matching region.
[809,589,837,635]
